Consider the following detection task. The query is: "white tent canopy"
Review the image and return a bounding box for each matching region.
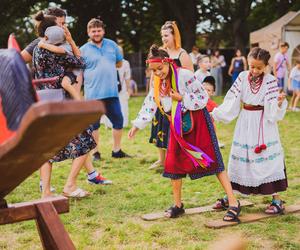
[250,11,300,66]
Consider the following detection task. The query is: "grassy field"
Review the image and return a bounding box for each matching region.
[0,96,299,250]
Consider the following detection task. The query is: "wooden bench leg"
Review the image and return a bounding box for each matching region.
[35,202,75,250]
[0,199,7,209]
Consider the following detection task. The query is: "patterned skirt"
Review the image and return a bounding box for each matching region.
[163,108,225,180]
[149,109,170,149]
[50,126,96,163]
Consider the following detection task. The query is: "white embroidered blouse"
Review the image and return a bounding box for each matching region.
[132,68,208,129]
[211,71,287,124]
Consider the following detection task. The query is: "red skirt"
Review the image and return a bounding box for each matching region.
[163,108,225,180]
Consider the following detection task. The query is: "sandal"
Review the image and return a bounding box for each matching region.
[213,197,229,210]
[148,160,163,170]
[165,203,185,218]
[265,200,284,215]
[223,200,241,222]
[63,187,90,198]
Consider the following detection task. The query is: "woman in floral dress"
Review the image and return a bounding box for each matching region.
[32,12,96,198]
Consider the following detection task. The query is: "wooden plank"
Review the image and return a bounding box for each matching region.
[35,202,75,250]
[0,101,105,199]
[0,196,69,225]
[141,200,254,221]
[205,204,300,229]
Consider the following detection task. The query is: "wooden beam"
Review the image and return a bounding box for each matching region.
[35,202,75,250]
[0,196,69,225]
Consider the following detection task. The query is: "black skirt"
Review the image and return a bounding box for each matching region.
[231,168,288,195]
[149,109,170,149]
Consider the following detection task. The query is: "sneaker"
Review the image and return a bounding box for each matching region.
[111,149,131,158]
[92,152,101,161]
[218,142,225,148]
[88,174,113,185]
[39,181,56,193]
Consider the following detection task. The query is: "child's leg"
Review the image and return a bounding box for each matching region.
[217,171,242,221]
[63,154,88,193]
[289,91,296,108]
[90,128,100,155]
[74,73,83,94]
[171,179,182,207]
[165,178,184,218]
[158,148,166,166]
[216,171,238,206]
[40,162,52,198]
[61,76,82,101]
[293,90,300,108]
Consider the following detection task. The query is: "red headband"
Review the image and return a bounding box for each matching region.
[146,58,174,64]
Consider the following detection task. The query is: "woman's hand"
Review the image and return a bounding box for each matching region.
[37,39,46,48]
[128,127,139,139]
[278,92,286,107]
[63,26,73,43]
[170,89,182,101]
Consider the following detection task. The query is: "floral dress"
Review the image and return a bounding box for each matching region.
[33,47,96,162]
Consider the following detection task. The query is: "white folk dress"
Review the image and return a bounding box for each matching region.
[212,71,288,195]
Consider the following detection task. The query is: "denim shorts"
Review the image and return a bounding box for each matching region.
[92,97,123,130]
[292,79,300,91]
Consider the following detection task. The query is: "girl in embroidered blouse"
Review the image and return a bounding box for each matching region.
[211,47,288,214]
[129,45,240,221]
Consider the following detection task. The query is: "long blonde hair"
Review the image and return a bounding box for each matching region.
[161,21,181,49]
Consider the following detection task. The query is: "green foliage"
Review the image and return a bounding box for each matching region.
[0,96,299,249]
[0,0,47,48]
[248,0,300,32]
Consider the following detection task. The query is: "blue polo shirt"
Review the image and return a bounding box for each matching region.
[80,39,123,100]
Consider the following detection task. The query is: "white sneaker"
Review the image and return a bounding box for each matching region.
[218,142,225,148]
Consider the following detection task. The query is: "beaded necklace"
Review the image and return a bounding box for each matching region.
[248,72,264,94]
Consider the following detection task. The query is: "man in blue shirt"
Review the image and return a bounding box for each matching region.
[81,18,130,158]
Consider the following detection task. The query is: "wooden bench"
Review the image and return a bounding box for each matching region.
[0,101,104,249]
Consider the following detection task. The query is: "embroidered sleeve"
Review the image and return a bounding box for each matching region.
[212,72,243,123]
[264,77,287,122]
[180,70,208,110]
[131,87,157,129]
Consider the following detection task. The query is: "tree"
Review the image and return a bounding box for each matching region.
[248,0,300,32]
[0,0,44,48]
[199,0,256,53]
[159,0,199,51]
[53,0,122,46]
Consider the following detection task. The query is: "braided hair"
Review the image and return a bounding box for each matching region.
[248,47,271,65]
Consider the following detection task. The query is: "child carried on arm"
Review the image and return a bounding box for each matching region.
[38,25,83,100]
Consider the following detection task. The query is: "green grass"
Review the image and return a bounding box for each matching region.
[0,96,300,250]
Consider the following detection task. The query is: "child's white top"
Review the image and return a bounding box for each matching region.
[290,66,300,81]
[194,69,210,83]
[132,68,208,129]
